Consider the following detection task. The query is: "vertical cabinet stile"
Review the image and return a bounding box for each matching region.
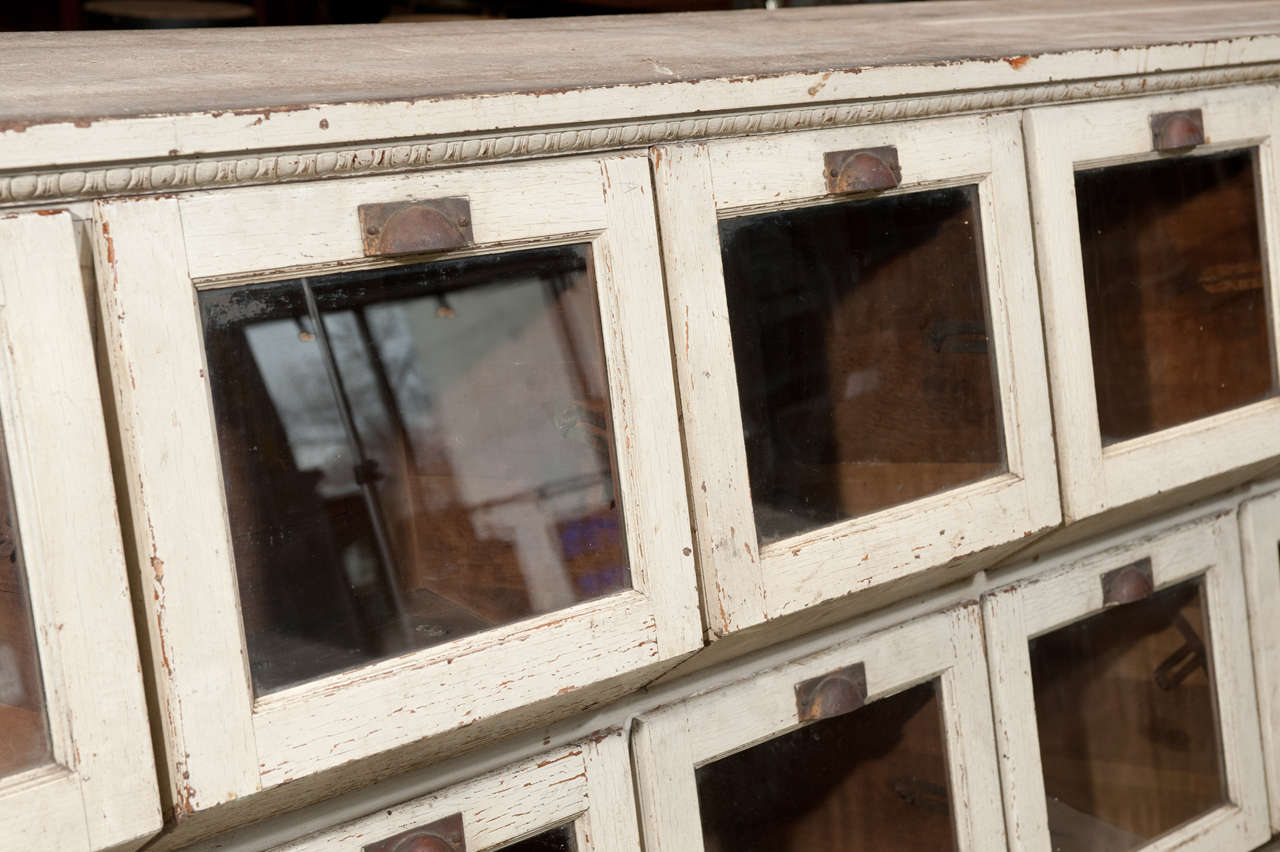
[0,211,161,852]
[1239,488,1280,832]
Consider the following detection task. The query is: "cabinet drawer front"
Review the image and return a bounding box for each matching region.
[653,112,1059,634]
[1026,85,1280,521]
[94,153,700,815]
[632,603,1005,852]
[983,512,1269,852]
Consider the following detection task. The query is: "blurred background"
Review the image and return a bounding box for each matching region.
[0,0,933,31]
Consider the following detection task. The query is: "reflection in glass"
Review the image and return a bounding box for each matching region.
[1030,578,1225,850]
[499,823,576,851]
[720,186,1004,543]
[695,680,955,851]
[0,419,51,778]
[1077,150,1277,445]
[200,244,629,694]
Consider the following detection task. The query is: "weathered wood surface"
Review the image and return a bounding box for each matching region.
[4,1,1280,181]
[3,1,1280,123]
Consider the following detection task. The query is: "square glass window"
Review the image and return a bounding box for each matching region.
[1029,578,1225,850]
[0,420,51,778]
[1077,150,1277,445]
[199,243,629,694]
[720,186,1005,543]
[694,679,955,851]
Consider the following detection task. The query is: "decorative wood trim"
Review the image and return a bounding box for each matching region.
[4,64,1280,208]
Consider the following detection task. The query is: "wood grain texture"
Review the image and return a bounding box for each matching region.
[983,512,1269,852]
[1025,84,1280,523]
[0,211,161,851]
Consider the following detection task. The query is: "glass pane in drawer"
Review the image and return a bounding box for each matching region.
[200,244,629,694]
[0,420,51,779]
[1029,578,1225,849]
[499,823,576,851]
[720,186,1004,543]
[694,679,955,852]
[1076,150,1277,445]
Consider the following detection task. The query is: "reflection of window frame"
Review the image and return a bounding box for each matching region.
[653,112,1060,636]
[1239,488,1280,833]
[1026,86,1280,523]
[270,732,636,852]
[92,152,701,832]
[0,212,160,850]
[201,247,630,693]
[632,603,1005,851]
[983,512,1268,852]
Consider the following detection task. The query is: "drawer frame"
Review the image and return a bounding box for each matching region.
[1025,85,1280,522]
[983,512,1269,852]
[631,603,1005,852]
[653,112,1060,635]
[92,153,701,814]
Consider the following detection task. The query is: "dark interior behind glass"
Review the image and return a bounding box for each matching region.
[720,185,1004,543]
[200,244,630,693]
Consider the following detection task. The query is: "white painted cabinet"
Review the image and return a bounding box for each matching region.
[3,3,1280,849]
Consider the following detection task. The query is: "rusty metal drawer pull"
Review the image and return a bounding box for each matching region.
[1101,557,1154,606]
[1151,109,1205,152]
[363,813,466,852]
[824,146,902,195]
[359,198,474,258]
[795,661,867,722]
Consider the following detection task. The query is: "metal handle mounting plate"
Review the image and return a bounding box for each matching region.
[1151,109,1205,152]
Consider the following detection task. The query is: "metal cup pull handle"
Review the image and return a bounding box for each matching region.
[1101,557,1155,606]
[795,661,868,723]
[359,198,474,258]
[824,146,902,195]
[1151,109,1205,153]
